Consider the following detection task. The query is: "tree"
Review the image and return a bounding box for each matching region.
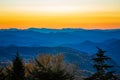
[11,51,25,80]
[27,54,75,80]
[85,47,117,80]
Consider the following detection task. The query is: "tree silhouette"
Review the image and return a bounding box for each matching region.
[85,47,117,80]
[11,51,25,80]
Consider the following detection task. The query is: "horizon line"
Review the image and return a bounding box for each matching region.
[0,27,120,30]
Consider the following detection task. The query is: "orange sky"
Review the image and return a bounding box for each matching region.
[0,0,120,29]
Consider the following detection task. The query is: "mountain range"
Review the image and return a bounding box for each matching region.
[0,28,120,46]
[0,28,120,74]
[0,46,120,74]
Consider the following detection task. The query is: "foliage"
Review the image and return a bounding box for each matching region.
[85,47,117,80]
[0,68,6,80]
[27,54,75,80]
[1,48,119,80]
[11,51,25,80]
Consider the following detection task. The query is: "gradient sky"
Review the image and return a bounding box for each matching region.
[0,0,120,29]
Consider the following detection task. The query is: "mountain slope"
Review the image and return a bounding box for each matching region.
[0,28,120,46]
[61,39,120,66]
[0,46,120,74]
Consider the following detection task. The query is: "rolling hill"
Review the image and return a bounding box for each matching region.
[0,28,120,74]
[0,46,120,74]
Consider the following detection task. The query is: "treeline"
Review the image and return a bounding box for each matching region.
[0,48,119,80]
[0,53,82,80]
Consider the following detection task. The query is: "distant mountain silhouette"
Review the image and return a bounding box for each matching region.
[0,28,120,46]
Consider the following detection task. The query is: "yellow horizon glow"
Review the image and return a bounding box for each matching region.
[0,0,120,29]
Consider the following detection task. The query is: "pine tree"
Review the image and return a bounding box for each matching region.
[85,47,117,80]
[11,51,25,80]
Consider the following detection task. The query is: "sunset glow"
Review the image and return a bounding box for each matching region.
[0,0,120,29]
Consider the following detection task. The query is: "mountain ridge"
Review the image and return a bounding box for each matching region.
[0,28,120,47]
[0,28,120,33]
[0,46,120,74]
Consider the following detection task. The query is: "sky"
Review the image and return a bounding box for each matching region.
[0,0,120,29]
